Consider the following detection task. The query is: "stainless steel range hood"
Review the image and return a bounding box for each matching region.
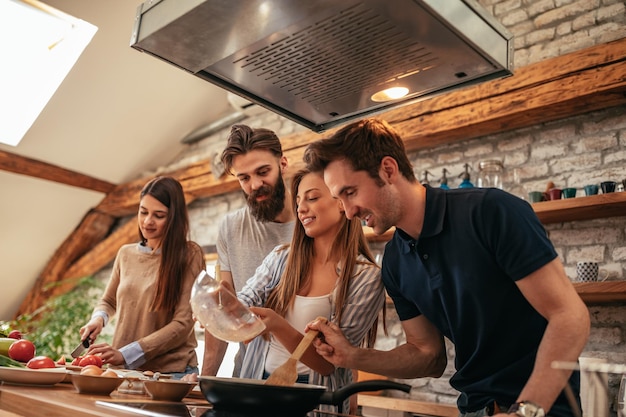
[130,0,513,132]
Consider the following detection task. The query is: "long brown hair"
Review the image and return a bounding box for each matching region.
[138,176,199,315]
[265,169,381,347]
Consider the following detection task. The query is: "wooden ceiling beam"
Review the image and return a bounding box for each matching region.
[0,150,116,193]
[388,38,626,150]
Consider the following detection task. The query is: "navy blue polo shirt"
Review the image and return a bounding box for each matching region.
[382,186,579,416]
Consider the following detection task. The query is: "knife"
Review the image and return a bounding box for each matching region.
[71,334,91,358]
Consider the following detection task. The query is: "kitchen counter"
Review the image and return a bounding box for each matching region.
[0,382,359,417]
[0,382,211,417]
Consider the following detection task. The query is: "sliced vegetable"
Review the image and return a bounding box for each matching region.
[78,354,103,368]
[0,353,26,368]
[0,337,15,356]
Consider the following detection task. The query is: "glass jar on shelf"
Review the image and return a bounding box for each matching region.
[477,159,504,189]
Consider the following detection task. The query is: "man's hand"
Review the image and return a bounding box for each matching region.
[306,318,355,369]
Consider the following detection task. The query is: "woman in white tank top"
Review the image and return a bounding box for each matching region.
[236,168,386,415]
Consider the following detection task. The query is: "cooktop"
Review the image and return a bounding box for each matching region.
[96,401,355,417]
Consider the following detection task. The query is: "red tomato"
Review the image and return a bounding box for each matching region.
[56,355,66,365]
[78,354,103,368]
[27,355,56,369]
[8,339,36,362]
[71,356,81,366]
[8,330,22,340]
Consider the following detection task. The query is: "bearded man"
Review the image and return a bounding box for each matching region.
[202,124,295,377]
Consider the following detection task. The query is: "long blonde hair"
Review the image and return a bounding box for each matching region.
[265,168,382,347]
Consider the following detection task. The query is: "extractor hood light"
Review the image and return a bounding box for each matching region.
[371,87,410,102]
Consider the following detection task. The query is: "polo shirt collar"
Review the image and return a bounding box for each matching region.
[396,185,446,252]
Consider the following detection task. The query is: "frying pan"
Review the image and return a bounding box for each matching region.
[198,376,411,415]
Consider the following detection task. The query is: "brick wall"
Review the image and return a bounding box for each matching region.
[120,0,626,414]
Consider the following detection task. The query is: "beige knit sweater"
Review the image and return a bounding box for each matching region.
[94,242,205,373]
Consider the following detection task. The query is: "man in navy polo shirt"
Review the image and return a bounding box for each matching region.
[304,118,589,417]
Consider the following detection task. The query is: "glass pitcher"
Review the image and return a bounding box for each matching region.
[190,269,265,342]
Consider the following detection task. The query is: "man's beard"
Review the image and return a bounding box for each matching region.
[246,174,286,222]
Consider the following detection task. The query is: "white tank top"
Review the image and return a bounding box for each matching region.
[264,294,331,374]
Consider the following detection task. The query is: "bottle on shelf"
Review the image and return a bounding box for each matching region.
[458,163,474,188]
[440,168,450,190]
[421,170,433,185]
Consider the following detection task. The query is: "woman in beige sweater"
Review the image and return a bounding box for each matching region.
[79,176,205,378]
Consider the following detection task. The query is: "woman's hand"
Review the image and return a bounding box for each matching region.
[181,373,199,382]
[87,343,124,366]
[79,316,104,344]
[249,306,286,334]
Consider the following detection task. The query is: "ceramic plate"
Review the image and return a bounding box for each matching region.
[0,366,67,386]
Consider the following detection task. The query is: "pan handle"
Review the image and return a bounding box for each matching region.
[319,380,412,405]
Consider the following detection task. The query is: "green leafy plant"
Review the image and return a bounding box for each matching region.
[0,276,111,359]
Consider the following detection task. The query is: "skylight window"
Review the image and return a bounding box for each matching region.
[0,0,97,146]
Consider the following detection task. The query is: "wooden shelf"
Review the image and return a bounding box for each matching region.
[365,192,626,241]
[383,282,626,306]
[573,281,626,304]
[532,192,626,224]
[365,194,626,305]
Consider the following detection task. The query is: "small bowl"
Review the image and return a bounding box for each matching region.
[114,370,148,394]
[143,379,197,402]
[71,373,123,395]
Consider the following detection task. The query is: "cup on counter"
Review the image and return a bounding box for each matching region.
[600,181,616,193]
[528,191,545,203]
[562,187,577,198]
[546,188,562,200]
[584,184,599,196]
[576,262,609,282]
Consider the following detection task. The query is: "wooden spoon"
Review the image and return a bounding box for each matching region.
[215,264,223,309]
[265,316,328,386]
